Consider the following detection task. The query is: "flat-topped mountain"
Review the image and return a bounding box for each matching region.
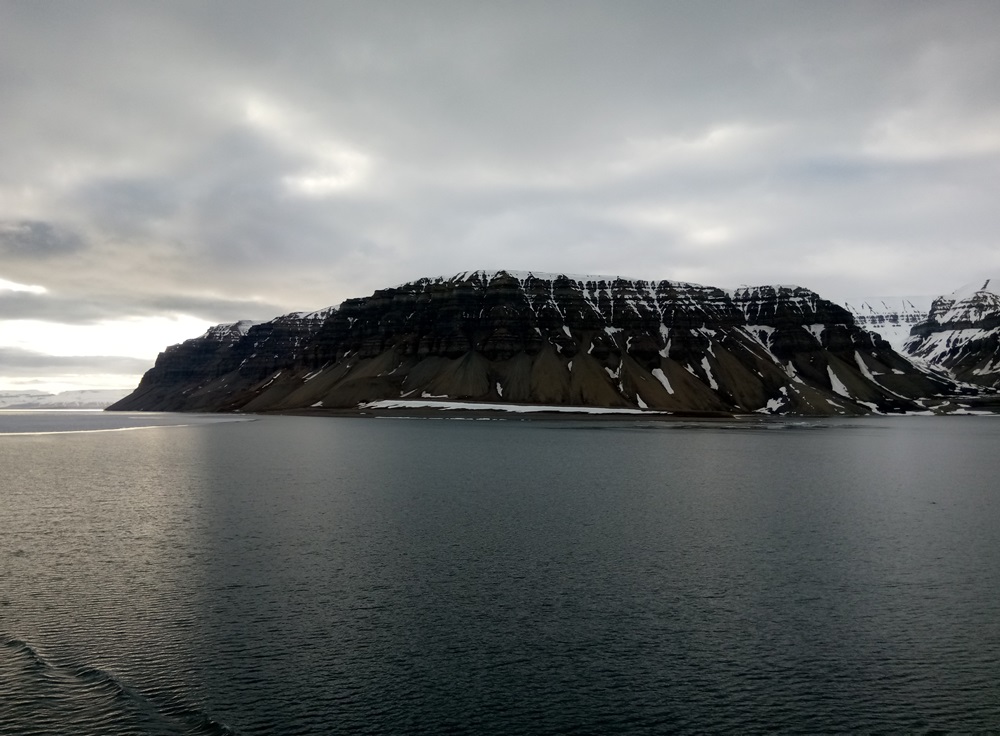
[904,280,1000,389]
[110,270,985,416]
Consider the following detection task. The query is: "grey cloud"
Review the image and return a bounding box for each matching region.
[0,288,284,325]
[0,291,112,323]
[0,347,151,375]
[1,0,1000,330]
[61,126,369,275]
[0,221,85,259]
[71,178,181,238]
[143,294,287,322]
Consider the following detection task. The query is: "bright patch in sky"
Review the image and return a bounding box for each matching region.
[0,277,47,294]
[2,316,212,360]
[243,94,372,196]
[4,374,141,395]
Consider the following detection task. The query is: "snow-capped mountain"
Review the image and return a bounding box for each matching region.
[201,320,259,341]
[0,389,132,409]
[110,270,988,416]
[841,295,933,351]
[904,280,1000,389]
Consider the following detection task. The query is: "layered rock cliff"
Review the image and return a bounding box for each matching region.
[904,280,1000,389]
[110,270,980,415]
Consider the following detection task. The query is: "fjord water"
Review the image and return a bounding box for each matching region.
[2,413,999,734]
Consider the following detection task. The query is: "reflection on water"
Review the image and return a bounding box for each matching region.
[2,413,999,734]
[0,410,253,434]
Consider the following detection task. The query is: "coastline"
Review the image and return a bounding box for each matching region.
[266,405,738,422]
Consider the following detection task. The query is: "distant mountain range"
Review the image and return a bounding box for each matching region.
[108,271,1000,416]
[1,389,131,410]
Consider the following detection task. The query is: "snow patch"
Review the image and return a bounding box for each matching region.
[700,357,719,390]
[258,371,282,389]
[854,352,876,381]
[658,323,672,357]
[827,365,851,397]
[303,368,324,382]
[855,400,883,414]
[757,386,790,413]
[651,368,675,394]
[804,324,825,343]
[359,399,668,415]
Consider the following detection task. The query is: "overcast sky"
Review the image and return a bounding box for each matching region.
[2,1,1000,392]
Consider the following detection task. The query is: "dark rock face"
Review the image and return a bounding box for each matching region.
[110,312,333,412]
[110,270,976,415]
[904,280,1000,389]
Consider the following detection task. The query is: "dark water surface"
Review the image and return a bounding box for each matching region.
[2,412,999,734]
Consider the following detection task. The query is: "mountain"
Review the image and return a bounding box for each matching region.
[841,295,933,352]
[903,280,1000,389]
[110,270,988,416]
[0,389,132,409]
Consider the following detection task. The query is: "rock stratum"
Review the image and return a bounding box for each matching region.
[109,270,993,416]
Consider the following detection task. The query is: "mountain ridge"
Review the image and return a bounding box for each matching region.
[109,270,993,416]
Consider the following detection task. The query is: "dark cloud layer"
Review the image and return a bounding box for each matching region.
[2,1,1000,390]
[0,221,84,259]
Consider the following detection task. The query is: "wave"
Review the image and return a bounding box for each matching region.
[1,635,239,735]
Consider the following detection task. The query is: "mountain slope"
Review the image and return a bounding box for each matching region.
[109,270,974,416]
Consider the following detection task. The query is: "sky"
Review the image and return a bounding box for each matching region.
[2,1,1000,393]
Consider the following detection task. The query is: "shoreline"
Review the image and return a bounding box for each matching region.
[258,403,1000,421]
[266,405,741,422]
